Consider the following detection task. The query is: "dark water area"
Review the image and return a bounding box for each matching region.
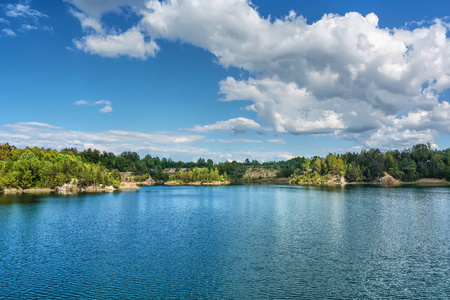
[1,185,450,299]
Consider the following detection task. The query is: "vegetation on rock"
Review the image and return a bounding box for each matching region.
[167,167,228,184]
[290,143,450,184]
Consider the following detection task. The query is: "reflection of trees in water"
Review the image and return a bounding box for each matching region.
[0,193,47,205]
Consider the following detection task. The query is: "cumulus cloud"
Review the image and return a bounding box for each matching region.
[67,0,450,149]
[220,77,346,134]
[74,99,113,113]
[190,117,261,134]
[73,26,159,59]
[69,9,104,34]
[68,3,158,59]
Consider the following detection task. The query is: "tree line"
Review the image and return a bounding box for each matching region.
[168,167,228,183]
[290,144,450,183]
[1,142,449,191]
[0,144,121,190]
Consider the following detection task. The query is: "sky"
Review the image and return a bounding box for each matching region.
[1,0,450,162]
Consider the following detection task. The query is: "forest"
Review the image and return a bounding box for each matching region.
[289,143,450,184]
[0,142,449,191]
[0,143,122,190]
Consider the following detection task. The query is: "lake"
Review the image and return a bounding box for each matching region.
[1,185,450,299]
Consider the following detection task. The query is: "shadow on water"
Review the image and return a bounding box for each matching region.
[0,193,48,206]
[0,190,125,206]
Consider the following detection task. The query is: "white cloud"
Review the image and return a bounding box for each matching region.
[0,17,10,25]
[267,139,286,144]
[18,24,53,32]
[2,4,52,36]
[5,4,48,19]
[349,127,438,150]
[75,100,90,105]
[190,117,261,134]
[224,150,295,162]
[99,105,113,113]
[0,122,293,162]
[0,122,203,148]
[64,0,144,19]
[69,9,105,34]
[4,122,63,129]
[94,99,111,105]
[208,138,263,143]
[73,26,159,59]
[20,24,38,31]
[67,0,450,149]
[74,99,113,113]
[220,77,347,134]
[2,28,16,37]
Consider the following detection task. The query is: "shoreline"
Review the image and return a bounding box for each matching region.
[164,180,230,186]
[0,180,158,195]
[1,178,448,196]
[290,179,450,187]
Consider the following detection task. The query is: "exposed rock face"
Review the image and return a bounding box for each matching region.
[139,177,156,186]
[327,176,346,185]
[3,188,23,194]
[119,182,141,190]
[1,174,153,194]
[55,180,81,194]
[243,167,278,179]
[372,172,401,185]
[120,172,156,188]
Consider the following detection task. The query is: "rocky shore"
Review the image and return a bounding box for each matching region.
[1,176,157,195]
[1,175,447,195]
[290,172,449,186]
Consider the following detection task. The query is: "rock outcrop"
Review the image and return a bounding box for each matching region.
[372,172,401,185]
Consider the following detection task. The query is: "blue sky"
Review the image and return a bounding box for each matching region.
[1,0,450,162]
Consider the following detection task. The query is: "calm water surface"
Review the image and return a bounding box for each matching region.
[1,185,450,299]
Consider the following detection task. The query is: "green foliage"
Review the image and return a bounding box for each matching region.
[0,144,121,190]
[346,164,363,182]
[291,143,450,184]
[169,167,227,183]
[134,173,150,182]
[1,142,449,190]
[290,171,330,184]
[341,144,450,182]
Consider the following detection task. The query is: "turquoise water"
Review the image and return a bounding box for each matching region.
[1,185,450,299]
